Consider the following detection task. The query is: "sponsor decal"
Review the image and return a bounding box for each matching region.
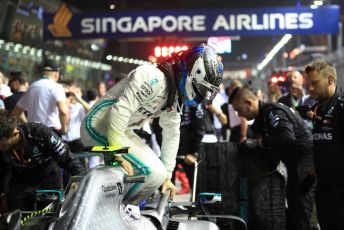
[105,193,116,199]
[326,106,334,116]
[140,84,152,97]
[138,107,153,117]
[117,182,122,195]
[323,118,332,125]
[135,91,144,102]
[101,184,118,199]
[44,6,339,39]
[269,111,280,128]
[32,146,40,155]
[102,185,117,192]
[313,132,332,141]
[50,135,58,144]
[149,79,158,87]
[47,4,72,37]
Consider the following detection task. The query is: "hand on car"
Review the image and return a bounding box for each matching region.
[161,178,177,199]
[115,155,134,176]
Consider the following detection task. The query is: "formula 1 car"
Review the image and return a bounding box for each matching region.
[1,146,225,230]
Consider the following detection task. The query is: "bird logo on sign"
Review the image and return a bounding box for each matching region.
[48,3,73,37]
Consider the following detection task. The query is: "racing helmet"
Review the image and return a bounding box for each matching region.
[178,44,223,107]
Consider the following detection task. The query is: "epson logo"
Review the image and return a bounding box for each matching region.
[80,13,314,34]
[313,133,332,141]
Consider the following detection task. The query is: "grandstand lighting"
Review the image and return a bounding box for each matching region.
[24,46,31,54]
[14,44,22,53]
[271,76,278,84]
[29,48,35,56]
[278,76,285,82]
[257,34,293,71]
[5,43,12,51]
[0,40,111,71]
[91,44,99,51]
[154,46,161,57]
[154,45,189,58]
[106,55,112,60]
[37,49,42,57]
[314,0,324,6]
[161,47,168,57]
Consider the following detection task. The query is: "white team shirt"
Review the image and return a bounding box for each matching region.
[63,102,85,141]
[17,78,66,129]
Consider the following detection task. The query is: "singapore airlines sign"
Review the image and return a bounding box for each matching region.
[44,5,339,40]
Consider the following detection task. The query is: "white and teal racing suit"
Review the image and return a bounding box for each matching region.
[80,65,180,204]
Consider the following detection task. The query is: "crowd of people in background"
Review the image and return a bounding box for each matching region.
[0,57,343,230]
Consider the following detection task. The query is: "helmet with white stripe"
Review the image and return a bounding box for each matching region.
[178,44,223,107]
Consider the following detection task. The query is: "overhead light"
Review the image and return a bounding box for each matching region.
[29,48,35,56]
[37,49,42,57]
[91,44,99,51]
[257,34,293,71]
[5,42,13,51]
[0,39,112,71]
[14,44,22,52]
[109,4,115,10]
[310,5,318,9]
[314,0,324,6]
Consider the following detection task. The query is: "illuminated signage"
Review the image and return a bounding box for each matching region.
[44,5,340,40]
